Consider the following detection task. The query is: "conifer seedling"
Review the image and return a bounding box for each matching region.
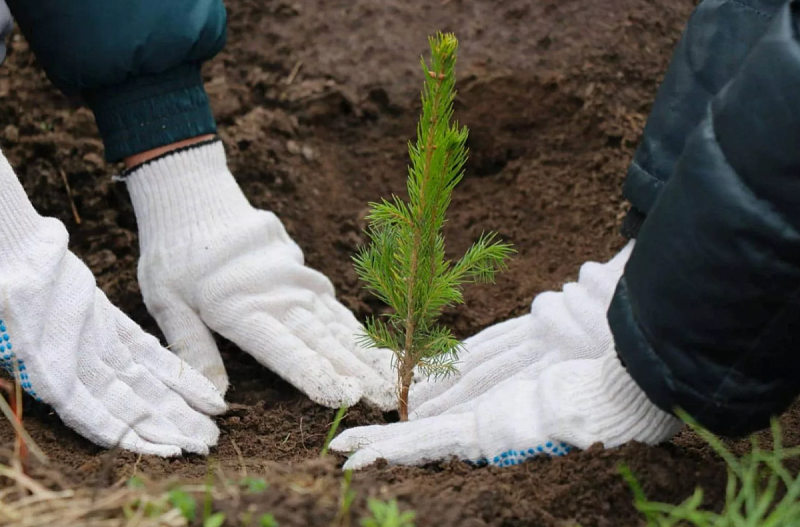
[353,32,514,420]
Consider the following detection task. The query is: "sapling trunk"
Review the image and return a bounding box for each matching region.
[354,32,513,421]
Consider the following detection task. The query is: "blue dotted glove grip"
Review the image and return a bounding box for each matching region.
[471,441,574,467]
[0,320,41,401]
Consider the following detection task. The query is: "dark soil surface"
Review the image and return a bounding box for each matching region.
[3,0,797,525]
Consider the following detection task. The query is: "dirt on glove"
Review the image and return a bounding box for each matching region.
[2,0,798,525]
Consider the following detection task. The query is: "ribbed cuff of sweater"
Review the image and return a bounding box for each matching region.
[472,347,683,460]
[83,64,217,163]
[537,349,683,449]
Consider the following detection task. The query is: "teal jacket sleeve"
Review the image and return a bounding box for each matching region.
[6,0,227,162]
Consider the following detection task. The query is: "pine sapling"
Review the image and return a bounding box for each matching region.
[354,32,514,421]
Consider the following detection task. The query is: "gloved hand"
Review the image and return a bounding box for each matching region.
[0,153,225,456]
[124,140,396,410]
[409,242,634,419]
[330,346,683,470]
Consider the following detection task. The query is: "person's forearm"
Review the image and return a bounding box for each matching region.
[619,0,784,238]
[5,0,227,163]
[608,0,800,438]
[124,134,216,169]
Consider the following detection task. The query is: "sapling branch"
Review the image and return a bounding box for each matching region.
[354,32,514,420]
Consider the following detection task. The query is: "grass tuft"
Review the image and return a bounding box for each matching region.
[621,409,800,527]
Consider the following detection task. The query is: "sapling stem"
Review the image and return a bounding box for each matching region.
[354,32,514,420]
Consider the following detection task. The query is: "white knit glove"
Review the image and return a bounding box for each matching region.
[0,153,225,456]
[124,140,396,410]
[409,242,634,419]
[330,347,683,470]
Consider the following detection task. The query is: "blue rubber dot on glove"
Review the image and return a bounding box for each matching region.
[0,339,40,401]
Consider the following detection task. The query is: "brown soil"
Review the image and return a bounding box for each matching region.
[2,0,797,525]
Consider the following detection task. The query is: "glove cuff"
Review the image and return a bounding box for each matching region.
[539,348,683,449]
[0,153,54,261]
[472,347,683,467]
[124,139,254,250]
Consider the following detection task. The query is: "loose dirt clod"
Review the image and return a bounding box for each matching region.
[3,0,799,525]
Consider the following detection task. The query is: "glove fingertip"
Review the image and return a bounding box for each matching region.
[198,417,222,449]
[363,383,397,412]
[327,434,352,453]
[174,367,229,415]
[199,381,229,415]
[208,397,228,416]
[342,449,381,471]
[159,446,184,458]
[329,429,375,453]
[185,391,228,417]
[129,440,182,458]
[211,378,229,398]
[310,377,363,409]
[329,424,390,453]
[184,443,211,456]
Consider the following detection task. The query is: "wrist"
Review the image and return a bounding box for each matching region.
[124,139,253,249]
[83,64,217,163]
[124,134,217,170]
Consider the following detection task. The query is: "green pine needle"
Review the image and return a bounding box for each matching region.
[353,32,514,419]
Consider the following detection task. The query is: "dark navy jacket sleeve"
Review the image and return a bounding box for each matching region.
[5,0,227,162]
[610,0,800,437]
[619,0,785,238]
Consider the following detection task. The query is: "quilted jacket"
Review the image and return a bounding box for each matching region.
[610,0,800,436]
[2,0,227,161]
